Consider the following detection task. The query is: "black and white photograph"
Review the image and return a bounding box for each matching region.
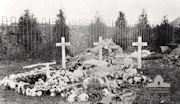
[0,0,180,104]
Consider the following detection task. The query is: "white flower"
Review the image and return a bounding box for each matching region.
[141,75,148,83]
[124,57,134,67]
[67,93,77,103]
[38,78,44,84]
[0,80,2,86]
[98,78,105,86]
[50,88,55,92]
[61,93,66,97]
[29,88,37,96]
[134,76,142,83]
[63,76,69,83]
[125,67,137,76]
[30,90,37,96]
[102,89,111,96]
[26,88,31,96]
[50,92,56,96]
[17,82,29,94]
[128,78,134,84]
[36,91,42,96]
[9,81,18,89]
[60,70,66,76]
[78,93,89,102]
[82,77,90,89]
[2,77,9,87]
[9,74,17,79]
[116,79,123,85]
[70,90,77,94]
[73,69,84,77]
[47,78,54,85]
[56,87,62,92]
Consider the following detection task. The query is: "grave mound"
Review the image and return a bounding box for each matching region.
[0,39,151,104]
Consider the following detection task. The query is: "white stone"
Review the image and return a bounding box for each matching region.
[132,36,147,69]
[56,37,70,69]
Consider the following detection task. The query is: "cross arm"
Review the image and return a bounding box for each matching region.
[93,42,99,46]
[65,42,71,46]
[56,43,71,47]
[56,43,62,46]
[132,42,138,46]
[132,42,147,46]
[142,43,147,46]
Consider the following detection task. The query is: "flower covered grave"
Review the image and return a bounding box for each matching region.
[0,39,152,103]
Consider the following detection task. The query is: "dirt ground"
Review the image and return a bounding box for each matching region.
[0,61,91,104]
[0,59,180,104]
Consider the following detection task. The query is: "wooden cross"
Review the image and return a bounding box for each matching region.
[132,36,147,69]
[56,37,70,69]
[93,37,103,60]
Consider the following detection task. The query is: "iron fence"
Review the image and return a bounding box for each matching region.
[0,17,180,60]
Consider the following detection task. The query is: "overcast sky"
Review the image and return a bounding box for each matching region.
[0,0,180,24]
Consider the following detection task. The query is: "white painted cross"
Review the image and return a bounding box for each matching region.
[132,36,147,69]
[93,37,103,60]
[56,37,70,69]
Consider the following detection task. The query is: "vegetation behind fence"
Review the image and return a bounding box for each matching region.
[0,10,180,61]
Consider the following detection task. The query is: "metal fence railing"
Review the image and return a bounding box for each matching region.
[0,17,180,60]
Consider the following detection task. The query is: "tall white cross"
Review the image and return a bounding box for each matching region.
[132,36,147,69]
[93,37,103,60]
[56,37,70,69]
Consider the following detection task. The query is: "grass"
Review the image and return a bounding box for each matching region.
[140,58,180,104]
